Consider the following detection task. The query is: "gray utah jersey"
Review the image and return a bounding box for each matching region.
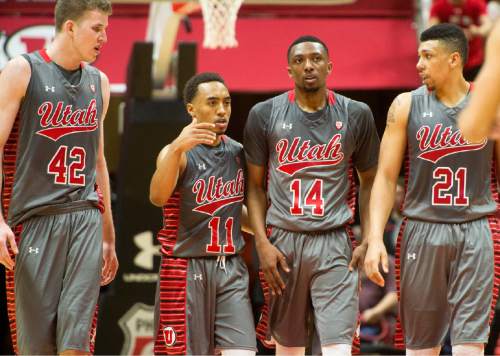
[159,136,246,258]
[5,50,102,226]
[244,91,379,232]
[403,85,497,223]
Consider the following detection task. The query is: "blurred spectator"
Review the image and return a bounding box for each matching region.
[382,183,404,256]
[488,0,500,21]
[429,0,493,80]
[359,257,398,350]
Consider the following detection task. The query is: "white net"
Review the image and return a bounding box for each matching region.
[199,0,244,49]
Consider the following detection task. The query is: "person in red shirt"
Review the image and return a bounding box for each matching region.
[429,0,492,80]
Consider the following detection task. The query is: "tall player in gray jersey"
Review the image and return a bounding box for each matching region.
[365,23,500,356]
[149,72,256,355]
[0,0,118,354]
[244,35,380,356]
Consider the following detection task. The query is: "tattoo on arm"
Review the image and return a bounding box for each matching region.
[386,96,401,125]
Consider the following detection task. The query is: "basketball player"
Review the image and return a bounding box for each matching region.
[244,35,380,356]
[364,23,500,355]
[0,0,118,354]
[149,72,256,356]
[459,20,500,142]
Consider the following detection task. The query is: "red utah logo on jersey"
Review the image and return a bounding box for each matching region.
[36,99,99,141]
[416,124,487,163]
[192,169,244,216]
[275,135,344,175]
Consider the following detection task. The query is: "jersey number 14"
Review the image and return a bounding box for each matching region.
[289,178,325,216]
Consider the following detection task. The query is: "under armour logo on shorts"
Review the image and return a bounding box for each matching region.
[422,112,433,118]
[45,85,55,92]
[198,163,206,170]
[28,247,39,254]
[282,123,293,130]
[407,252,416,260]
[163,326,176,347]
[193,273,203,280]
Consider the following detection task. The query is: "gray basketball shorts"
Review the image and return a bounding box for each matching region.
[257,226,359,348]
[398,217,498,349]
[14,208,102,354]
[153,254,256,355]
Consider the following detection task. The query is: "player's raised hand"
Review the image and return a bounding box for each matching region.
[256,240,290,296]
[488,112,500,140]
[173,118,216,152]
[0,222,17,271]
[364,239,389,287]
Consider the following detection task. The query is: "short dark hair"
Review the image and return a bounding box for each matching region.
[183,72,226,105]
[55,0,112,32]
[287,35,329,61]
[420,23,468,66]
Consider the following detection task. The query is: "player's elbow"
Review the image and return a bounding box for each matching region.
[149,186,168,207]
[459,117,486,143]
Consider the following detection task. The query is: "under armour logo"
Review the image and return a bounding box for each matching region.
[407,253,416,260]
[198,163,206,170]
[29,247,39,254]
[193,274,203,280]
[282,123,293,130]
[45,85,55,92]
[422,112,433,118]
[133,231,160,270]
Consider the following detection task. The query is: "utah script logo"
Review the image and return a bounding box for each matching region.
[416,124,486,163]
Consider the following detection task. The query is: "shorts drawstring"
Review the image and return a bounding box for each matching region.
[216,255,227,274]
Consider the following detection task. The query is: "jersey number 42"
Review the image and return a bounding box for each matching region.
[47,145,86,186]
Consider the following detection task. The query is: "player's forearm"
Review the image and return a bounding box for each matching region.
[246,184,269,246]
[371,292,398,315]
[96,158,115,244]
[358,170,376,241]
[0,154,7,225]
[459,67,500,142]
[149,144,183,206]
[367,174,397,242]
[241,205,253,234]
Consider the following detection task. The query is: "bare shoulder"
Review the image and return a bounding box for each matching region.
[99,70,110,93]
[0,56,31,97]
[387,92,411,126]
[99,70,110,85]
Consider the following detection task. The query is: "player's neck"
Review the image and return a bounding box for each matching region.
[294,88,328,113]
[434,75,470,108]
[46,37,83,71]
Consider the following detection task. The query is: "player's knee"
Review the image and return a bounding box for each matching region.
[321,343,351,356]
[452,343,484,356]
[59,349,91,356]
[275,343,305,356]
[407,346,441,356]
[220,349,256,356]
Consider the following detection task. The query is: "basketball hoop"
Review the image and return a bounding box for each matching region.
[199,0,244,49]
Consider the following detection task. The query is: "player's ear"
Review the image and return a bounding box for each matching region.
[64,19,76,37]
[287,65,293,78]
[449,51,460,68]
[186,103,195,118]
[327,60,333,75]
